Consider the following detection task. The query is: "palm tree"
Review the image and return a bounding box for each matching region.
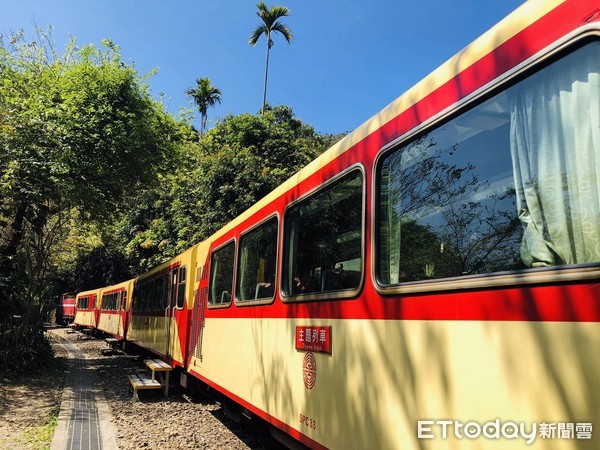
[248,2,293,114]
[185,77,222,137]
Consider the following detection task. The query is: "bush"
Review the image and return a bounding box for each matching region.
[0,321,54,375]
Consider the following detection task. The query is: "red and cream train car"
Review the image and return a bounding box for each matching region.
[74,288,101,329]
[73,0,600,448]
[183,1,600,449]
[97,279,134,341]
[126,245,196,368]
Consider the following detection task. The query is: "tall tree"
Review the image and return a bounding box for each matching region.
[185,77,222,137]
[248,2,293,114]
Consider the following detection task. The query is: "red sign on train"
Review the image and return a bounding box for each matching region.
[295,326,332,354]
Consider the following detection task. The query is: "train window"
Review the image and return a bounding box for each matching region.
[377,42,600,286]
[236,217,278,302]
[209,241,235,306]
[144,283,151,311]
[154,277,164,311]
[176,267,186,309]
[78,296,88,310]
[282,169,364,298]
[138,284,145,311]
[162,274,169,309]
[170,269,178,308]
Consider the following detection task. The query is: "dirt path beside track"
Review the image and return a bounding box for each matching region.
[0,335,67,450]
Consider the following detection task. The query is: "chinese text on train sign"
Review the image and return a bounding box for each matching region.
[295,326,331,354]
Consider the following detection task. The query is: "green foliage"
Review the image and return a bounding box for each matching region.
[248,2,293,47]
[55,241,133,292]
[0,27,339,322]
[120,105,329,269]
[0,321,53,375]
[0,28,184,319]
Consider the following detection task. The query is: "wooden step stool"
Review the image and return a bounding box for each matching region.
[128,373,161,401]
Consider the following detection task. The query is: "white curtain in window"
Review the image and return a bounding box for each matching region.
[510,44,600,267]
[239,243,250,300]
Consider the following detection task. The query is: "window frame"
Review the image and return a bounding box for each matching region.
[175,265,187,310]
[235,214,280,306]
[372,34,600,296]
[208,239,236,309]
[281,164,366,303]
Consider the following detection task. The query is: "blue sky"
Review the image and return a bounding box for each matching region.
[1,0,524,135]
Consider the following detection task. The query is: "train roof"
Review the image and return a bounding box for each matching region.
[76,287,102,298]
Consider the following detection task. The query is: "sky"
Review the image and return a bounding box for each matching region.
[1,0,525,136]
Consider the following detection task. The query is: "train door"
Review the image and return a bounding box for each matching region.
[92,294,99,327]
[119,290,126,338]
[165,267,177,359]
[187,245,209,369]
[166,265,185,360]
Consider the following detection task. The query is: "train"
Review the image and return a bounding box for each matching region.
[65,0,600,448]
[56,293,76,325]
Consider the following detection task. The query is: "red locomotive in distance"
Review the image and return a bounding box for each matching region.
[56,293,76,325]
[69,1,600,448]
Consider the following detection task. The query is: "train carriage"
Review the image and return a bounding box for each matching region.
[126,245,197,368]
[74,288,101,329]
[97,279,134,340]
[182,1,600,449]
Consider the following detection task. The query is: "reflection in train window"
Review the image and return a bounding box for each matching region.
[237,217,278,302]
[209,241,235,306]
[283,170,363,297]
[377,42,600,285]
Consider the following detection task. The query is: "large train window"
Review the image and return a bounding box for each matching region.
[209,241,235,306]
[236,216,278,303]
[282,169,364,299]
[377,42,600,288]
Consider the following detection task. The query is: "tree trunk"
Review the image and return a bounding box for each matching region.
[262,35,272,114]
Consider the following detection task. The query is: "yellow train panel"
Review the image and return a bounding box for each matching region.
[190,318,600,449]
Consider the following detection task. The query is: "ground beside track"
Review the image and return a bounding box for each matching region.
[0,335,67,450]
[3,327,285,450]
